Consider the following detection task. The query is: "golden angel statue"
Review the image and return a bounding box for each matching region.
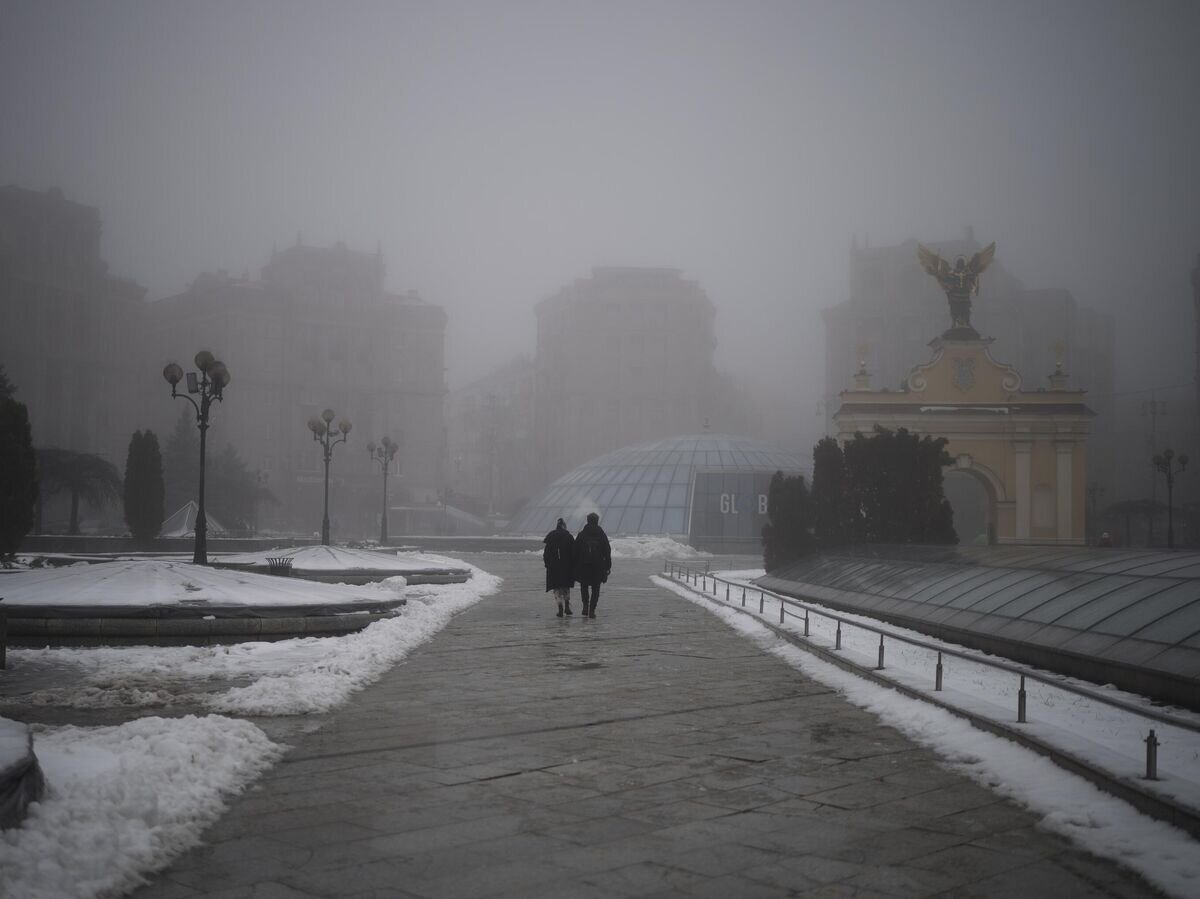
[917,241,996,337]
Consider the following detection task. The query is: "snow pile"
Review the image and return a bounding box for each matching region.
[9,564,503,717]
[655,575,1200,899]
[210,568,501,715]
[0,560,383,608]
[0,717,30,772]
[609,535,712,559]
[0,715,282,899]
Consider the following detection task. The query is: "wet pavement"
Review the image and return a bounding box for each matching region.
[30,554,1164,897]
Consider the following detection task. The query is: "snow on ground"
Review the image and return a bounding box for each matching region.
[0,559,500,899]
[7,564,502,716]
[0,717,30,772]
[0,560,386,608]
[0,715,282,899]
[655,575,1200,899]
[215,545,469,573]
[609,535,712,559]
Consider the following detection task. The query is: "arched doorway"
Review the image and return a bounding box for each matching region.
[944,468,996,545]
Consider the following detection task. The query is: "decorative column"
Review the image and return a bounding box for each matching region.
[1015,440,1032,541]
[1056,442,1074,542]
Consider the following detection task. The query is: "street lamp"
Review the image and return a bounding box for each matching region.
[367,435,399,544]
[308,408,352,545]
[163,350,231,565]
[1152,449,1188,549]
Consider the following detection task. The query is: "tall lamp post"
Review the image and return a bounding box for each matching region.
[1152,449,1188,549]
[367,435,399,544]
[308,408,351,546]
[162,350,231,565]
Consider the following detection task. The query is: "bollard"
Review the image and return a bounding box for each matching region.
[835,621,842,650]
[804,609,810,637]
[741,586,746,607]
[876,634,885,670]
[1145,730,1159,780]
[935,652,943,691]
[759,591,764,613]
[780,598,785,624]
[1017,675,1027,723]
[725,583,730,602]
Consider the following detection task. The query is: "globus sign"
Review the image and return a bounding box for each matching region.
[719,492,769,515]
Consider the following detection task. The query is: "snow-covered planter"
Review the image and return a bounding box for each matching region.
[0,717,45,830]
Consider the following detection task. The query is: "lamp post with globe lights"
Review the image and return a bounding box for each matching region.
[308,408,352,545]
[1152,448,1188,549]
[367,435,399,545]
[162,350,230,565]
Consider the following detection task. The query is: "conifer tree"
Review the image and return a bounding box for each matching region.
[124,430,165,545]
[761,470,814,571]
[0,393,37,563]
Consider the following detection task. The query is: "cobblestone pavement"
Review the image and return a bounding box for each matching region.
[131,555,1162,898]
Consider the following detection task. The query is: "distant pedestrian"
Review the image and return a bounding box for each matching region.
[1098,531,1113,548]
[543,518,575,617]
[574,511,611,618]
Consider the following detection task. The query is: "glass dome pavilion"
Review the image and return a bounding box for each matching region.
[509,434,807,549]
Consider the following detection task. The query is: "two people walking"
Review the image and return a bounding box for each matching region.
[542,512,611,618]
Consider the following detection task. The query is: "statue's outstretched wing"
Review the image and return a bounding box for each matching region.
[966,242,996,276]
[916,243,948,279]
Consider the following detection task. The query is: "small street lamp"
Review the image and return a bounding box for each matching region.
[308,408,352,546]
[163,350,231,565]
[1152,448,1188,549]
[367,435,399,544]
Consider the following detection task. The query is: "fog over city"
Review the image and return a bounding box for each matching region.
[2,0,1199,536]
[5,1,1196,388]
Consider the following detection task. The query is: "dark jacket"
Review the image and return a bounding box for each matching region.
[543,526,575,591]
[573,522,612,586]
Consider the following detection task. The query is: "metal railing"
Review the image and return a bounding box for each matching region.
[663,559,1200,783]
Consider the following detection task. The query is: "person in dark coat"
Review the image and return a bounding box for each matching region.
[543,518,575,617]
[573,511,612,618]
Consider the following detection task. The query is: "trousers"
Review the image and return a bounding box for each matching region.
[579,583,600,609]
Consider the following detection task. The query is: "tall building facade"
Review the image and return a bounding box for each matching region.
[822,231,1116,499]
[0,186,147,529]
[148,242,447,536]
[444,355,537,524]
[533,267,758,485]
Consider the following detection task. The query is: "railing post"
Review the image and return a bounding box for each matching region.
[725,583,730,602]
[835,621,842,650]
[876,634,885,670]
[1017,675,1027,724]
[804,609,810,637]
[779,598,785,623]
[759,592,764,613]
[935,652,943,691]
[1145,730,1159,780]
[741,586,746,607]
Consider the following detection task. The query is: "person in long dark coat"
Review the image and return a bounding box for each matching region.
[573,511,612,618]
[543,518,575,617]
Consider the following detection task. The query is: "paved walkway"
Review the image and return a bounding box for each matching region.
[134,556,1160,899]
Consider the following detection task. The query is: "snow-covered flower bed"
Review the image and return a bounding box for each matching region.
[215,545,469,574]
[0,715,282,899]
[10,566,502,716]
[0,560,386,609]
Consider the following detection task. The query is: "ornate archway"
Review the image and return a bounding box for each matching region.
[834,336,1092,546]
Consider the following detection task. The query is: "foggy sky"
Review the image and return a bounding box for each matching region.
[3,0,1198,403]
